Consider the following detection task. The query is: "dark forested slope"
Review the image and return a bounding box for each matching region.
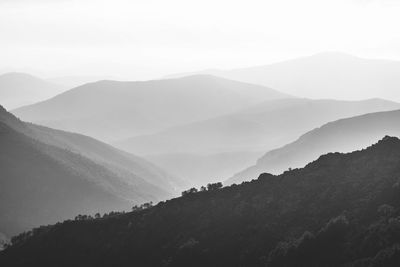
[2,136,400,266]
[0,121,134,236]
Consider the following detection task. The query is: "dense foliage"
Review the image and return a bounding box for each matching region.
[2,136,400,266]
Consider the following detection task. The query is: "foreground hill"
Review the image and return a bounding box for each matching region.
[116,98,400,185]
[13,75,287,141]
[2,137,400,266]
[168,52,400,101]
[0,105,182,238]
[0,72,65,109]
[227,109,400,185]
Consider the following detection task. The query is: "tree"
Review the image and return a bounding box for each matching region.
[207,182,223,191]
[182,187,198,196]
[141,202,153,209]
[132,205,140,211]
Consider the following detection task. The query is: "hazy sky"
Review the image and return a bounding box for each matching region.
[1,0,400,79]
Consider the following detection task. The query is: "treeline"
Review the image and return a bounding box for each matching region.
[181,182,223,196]
[6,182,225,250]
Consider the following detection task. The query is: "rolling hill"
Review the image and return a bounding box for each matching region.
[2,136,400,266]
[227,109,400,185]
[168,52,400,101]
[116,98,400,185]
[0,105,183,238]
[13,75,288,141]
[0,72,65,109]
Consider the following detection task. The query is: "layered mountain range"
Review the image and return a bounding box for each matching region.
[116,98,400,185]
[0,105,183,237]
[227,108,400,185]
[168,52,400,101]
[13,75,288,142]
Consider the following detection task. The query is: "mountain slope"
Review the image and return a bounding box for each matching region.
[168,52,400,101]
[2,137,400,266]
[0,105,182,237]
[0,121,136,237]
[13,75,288,141]
[2,105,185,195]
[227,109,400,185]
[117,98,400,155]
[0,72,65,109]
[115,98,400,185]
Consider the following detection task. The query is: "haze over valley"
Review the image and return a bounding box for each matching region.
[2,0,400,265]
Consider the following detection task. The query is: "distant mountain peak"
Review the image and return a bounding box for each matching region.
[0,72,49,83]
[0,72,65,109]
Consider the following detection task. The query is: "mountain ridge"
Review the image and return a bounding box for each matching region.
[12,75,289,141]
[0,72,65,109]
[115,98,400,185]
[167,52,400,101]
[0,105,182,237]
[226,108,400,185]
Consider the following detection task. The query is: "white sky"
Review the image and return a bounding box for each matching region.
[1,0,400,79]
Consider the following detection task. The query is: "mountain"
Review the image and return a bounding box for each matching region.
[115,98,400,185]
[47,75,115,88]
[13,75,288,141]
[0,72,65,109]
[117,98,400,155]
[227,109,400,185]
[2,136,400,266]
[168,52,400,101]
[0,105,183,238]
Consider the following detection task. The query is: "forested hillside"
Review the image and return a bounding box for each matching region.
[2,136,400,266]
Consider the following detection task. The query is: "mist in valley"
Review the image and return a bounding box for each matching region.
[2,0,400,266]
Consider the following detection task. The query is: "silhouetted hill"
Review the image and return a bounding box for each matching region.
[227,109,400,185]
[0,72,65,109]
[13,75,288,141]
[116,98,400,185]
[0,105,183,238]
[2,137,400,266]
[168,52,400,101]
